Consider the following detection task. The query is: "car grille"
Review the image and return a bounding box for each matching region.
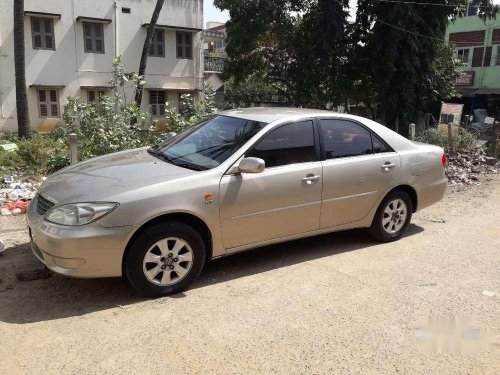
[36,194,55,215]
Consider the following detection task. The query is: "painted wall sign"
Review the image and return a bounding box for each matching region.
[455,71,475,86]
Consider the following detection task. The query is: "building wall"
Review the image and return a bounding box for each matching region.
[446,15,500,90]
[0,0,203,132]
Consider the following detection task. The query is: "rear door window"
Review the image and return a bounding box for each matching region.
[320,119,373,159]
[372,133,391,154]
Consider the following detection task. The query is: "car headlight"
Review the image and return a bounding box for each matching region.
[45,202,118,226]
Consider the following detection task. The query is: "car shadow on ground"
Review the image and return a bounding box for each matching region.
[0,224,423,324]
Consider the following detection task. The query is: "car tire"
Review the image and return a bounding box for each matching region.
[124,221,206,297]
[369,190,413,242]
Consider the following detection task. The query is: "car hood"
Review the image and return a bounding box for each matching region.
[39,148,197,205]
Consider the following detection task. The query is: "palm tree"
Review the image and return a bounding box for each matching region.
[134,0,165,107]
[13,0,31,138]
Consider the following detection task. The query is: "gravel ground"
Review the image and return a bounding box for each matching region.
[0,177,499,374]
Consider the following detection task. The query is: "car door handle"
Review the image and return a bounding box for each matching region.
[302,175,321,184]
[381,162,396,171]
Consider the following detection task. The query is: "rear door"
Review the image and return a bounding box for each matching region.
[319,118,400,228]
[219,120,322,249]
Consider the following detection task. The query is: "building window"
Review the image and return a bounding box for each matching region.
[149,29,165,57]
[497,47,500,66]
[466,5,479,16]
[472,47,484,67]
[149,90,166,116]
[87,89,107,104]
[31,18,55,50]
[449,31,485,47]
[483,46,492,67]
[176,31,192,59]
[456,48,469,64]
[83,22,104,53]
[37,89,60,118]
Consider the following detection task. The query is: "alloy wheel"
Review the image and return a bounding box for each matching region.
[142,237,194,286]
[382,198,407,234]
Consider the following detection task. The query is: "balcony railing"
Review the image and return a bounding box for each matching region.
[204,56,226,73]
[202,30,225,39]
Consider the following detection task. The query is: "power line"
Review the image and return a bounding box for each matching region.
[374,18,446,41]
[339,0,482,45]
[340,0,448,42]
[375,0,497,8]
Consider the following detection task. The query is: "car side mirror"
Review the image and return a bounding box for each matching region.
[238,157,265,174]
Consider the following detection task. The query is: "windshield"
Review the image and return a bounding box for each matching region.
[150,115,266,170]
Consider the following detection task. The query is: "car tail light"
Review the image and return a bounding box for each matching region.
[441,153,447,168]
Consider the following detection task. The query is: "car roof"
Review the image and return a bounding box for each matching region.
[220,107,416,152]
[221,107,336,123]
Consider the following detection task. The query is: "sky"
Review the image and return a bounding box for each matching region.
[204,0,370,26]
[203,0,500,27]
[204,1,229,26]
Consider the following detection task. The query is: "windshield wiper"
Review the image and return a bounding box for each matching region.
[168,142,236,162]
[148,148,176,165]
[147,147,164,158]
[148,148,207,171]
[173,161,209,171]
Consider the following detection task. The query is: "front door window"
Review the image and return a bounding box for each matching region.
[246,120,315,168]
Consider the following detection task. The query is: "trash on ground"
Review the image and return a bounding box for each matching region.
[1,175,41,216]
[1,201,30,215]
[0,143,18,152]
[432,218,446,223]
[482,290,495,297]
[446,150,499,186]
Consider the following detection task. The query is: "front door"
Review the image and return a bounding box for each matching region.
[219,120,322,249]
[318,118,400,228]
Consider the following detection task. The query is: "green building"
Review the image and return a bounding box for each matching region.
[445,12,500,118]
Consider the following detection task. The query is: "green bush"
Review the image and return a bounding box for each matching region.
[57,59,218,160]
[16,136,66,174]
[56,57,167,160]
[0,147,23,175]
[0,135,68,177]
[0,58,219,176]
[58,95,164,160]
[416,127,476,153]
[164,83,218,133]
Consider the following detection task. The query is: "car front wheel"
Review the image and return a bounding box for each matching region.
[369,190,413,242]
[124,222,206,296]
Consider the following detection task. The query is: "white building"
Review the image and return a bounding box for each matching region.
[0,0,203,132]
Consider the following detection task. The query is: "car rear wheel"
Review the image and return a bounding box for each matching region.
[369,190,413,242]
[124,222,206,296]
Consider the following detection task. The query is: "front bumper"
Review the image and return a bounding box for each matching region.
[26,200,135,278]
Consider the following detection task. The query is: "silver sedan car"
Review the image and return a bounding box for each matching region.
[27,108,447,296]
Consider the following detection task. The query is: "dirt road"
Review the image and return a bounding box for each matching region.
[0,177,499,374]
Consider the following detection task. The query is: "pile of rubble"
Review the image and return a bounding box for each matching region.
[0,175,43,216]
[446,150,498,186]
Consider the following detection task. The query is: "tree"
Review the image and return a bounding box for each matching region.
[216,0,351,108]
[134,0,165,108]
[217,0,498,133]
[13,0,31,138]
[356,0,498,134]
